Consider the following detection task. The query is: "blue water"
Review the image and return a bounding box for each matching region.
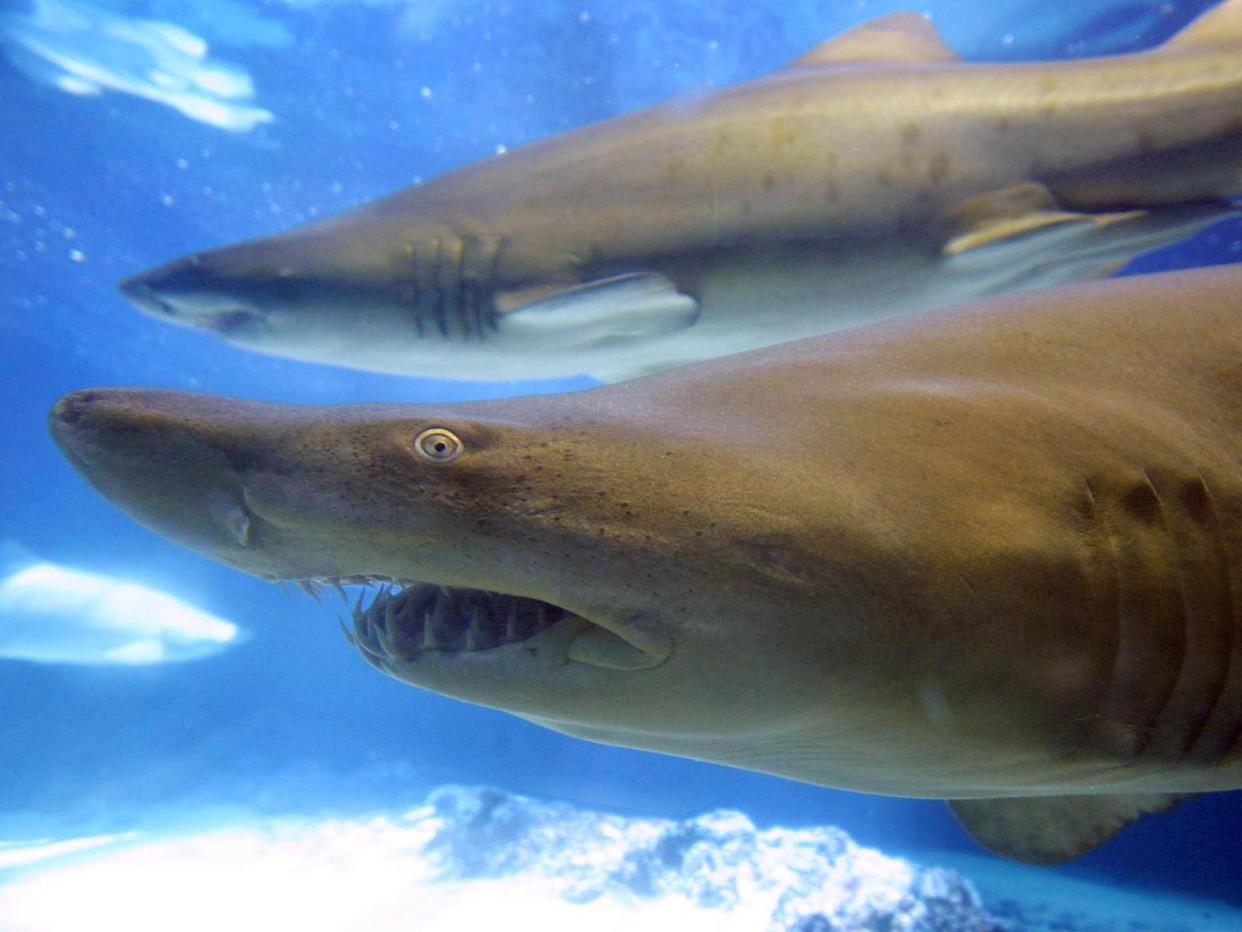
[2,0,1241,922]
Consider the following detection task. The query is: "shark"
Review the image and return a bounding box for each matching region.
[50,264,1242,862]
[0,542,247,665]
[118,2,1242,384]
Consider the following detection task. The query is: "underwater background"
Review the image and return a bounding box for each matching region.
[2,0,1242,928]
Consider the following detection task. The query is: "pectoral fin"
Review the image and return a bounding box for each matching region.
[787,13,959,67]
[949,793,1190,864]
[943,182,1146,257]
[499,273,699,345]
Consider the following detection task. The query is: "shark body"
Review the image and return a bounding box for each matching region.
[51,265,1242,862]
[121,4,1242,383]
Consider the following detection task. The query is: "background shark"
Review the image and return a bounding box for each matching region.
[119,2,1242,383]
[0,542,247,665]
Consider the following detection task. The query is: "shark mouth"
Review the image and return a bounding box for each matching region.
[298,578,668,671]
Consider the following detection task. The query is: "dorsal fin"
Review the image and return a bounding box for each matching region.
[787,12,959,68]
[1159,0,1242,50]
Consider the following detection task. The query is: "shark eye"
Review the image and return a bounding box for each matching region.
[413,427,464,464]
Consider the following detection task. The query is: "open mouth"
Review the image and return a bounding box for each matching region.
[208,308,268,336]
[295,577,669,671]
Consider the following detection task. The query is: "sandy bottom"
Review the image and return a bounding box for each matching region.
[0,811,1238,932]
[904,847,1242,932]
[0,810,772,932]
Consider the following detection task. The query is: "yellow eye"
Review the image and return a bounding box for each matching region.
[413,427,464,464]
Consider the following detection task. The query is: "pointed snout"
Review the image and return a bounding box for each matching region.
[118,251,277,338]
[49,388,275,564]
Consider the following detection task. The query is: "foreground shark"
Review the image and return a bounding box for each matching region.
[52,264,1242,863]
[0,543,246,665]
[120,3,1242,384]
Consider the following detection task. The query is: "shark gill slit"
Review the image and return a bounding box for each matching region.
[1141,472,1235,762]
[1085,469,1242,766]
[405,235,501,341]
[1178,475,1242,763]
[1088,471,1187,761]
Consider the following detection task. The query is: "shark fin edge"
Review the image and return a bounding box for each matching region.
[787,12,959,68]
[500,272,699,344]
[949,793,1190,864]
[942,182,1148,256]
[1161,0,1242,50]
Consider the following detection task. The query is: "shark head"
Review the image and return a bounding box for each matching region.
[119,178,701,381]
[49,385,843,743]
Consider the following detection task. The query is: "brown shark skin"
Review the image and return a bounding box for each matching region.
[52,266,1242,813]
[117,6,1242,381]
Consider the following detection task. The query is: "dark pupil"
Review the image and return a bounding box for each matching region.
[433,441,448,453]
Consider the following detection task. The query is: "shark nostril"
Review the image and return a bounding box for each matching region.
[52,390,100,427]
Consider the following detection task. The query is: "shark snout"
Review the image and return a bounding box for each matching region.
[119,252,275,339]
[50,388,271,561]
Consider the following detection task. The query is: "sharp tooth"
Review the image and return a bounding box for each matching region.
[337,613,356,647]
[432,592,452,627]
[423,615,440,650]
[506,600,519,640]
[463,602,487,651]
[297,579,321,602]
[352,588,366,621]
[331,579,347,600]
[383,597,396,632]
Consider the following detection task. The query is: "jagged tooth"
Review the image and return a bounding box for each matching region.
[337,613,357,647]
[331,579,347,600]
[432,591,452,628]
[352,588,366,621]
[439,585,453,600]
[506,599,519,640]
[383,596,397,633]
[423,610,440,650]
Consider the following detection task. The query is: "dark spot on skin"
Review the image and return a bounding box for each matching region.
[902,122,921,145]
[762,172,777,191]
[928,152,951,185]
[995,117,1011,133]
[877,169,894,186]
[1136,129,1157,154]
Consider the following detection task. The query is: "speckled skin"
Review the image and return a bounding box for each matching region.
[119,6,1242,381]
[50,267,1242,822]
